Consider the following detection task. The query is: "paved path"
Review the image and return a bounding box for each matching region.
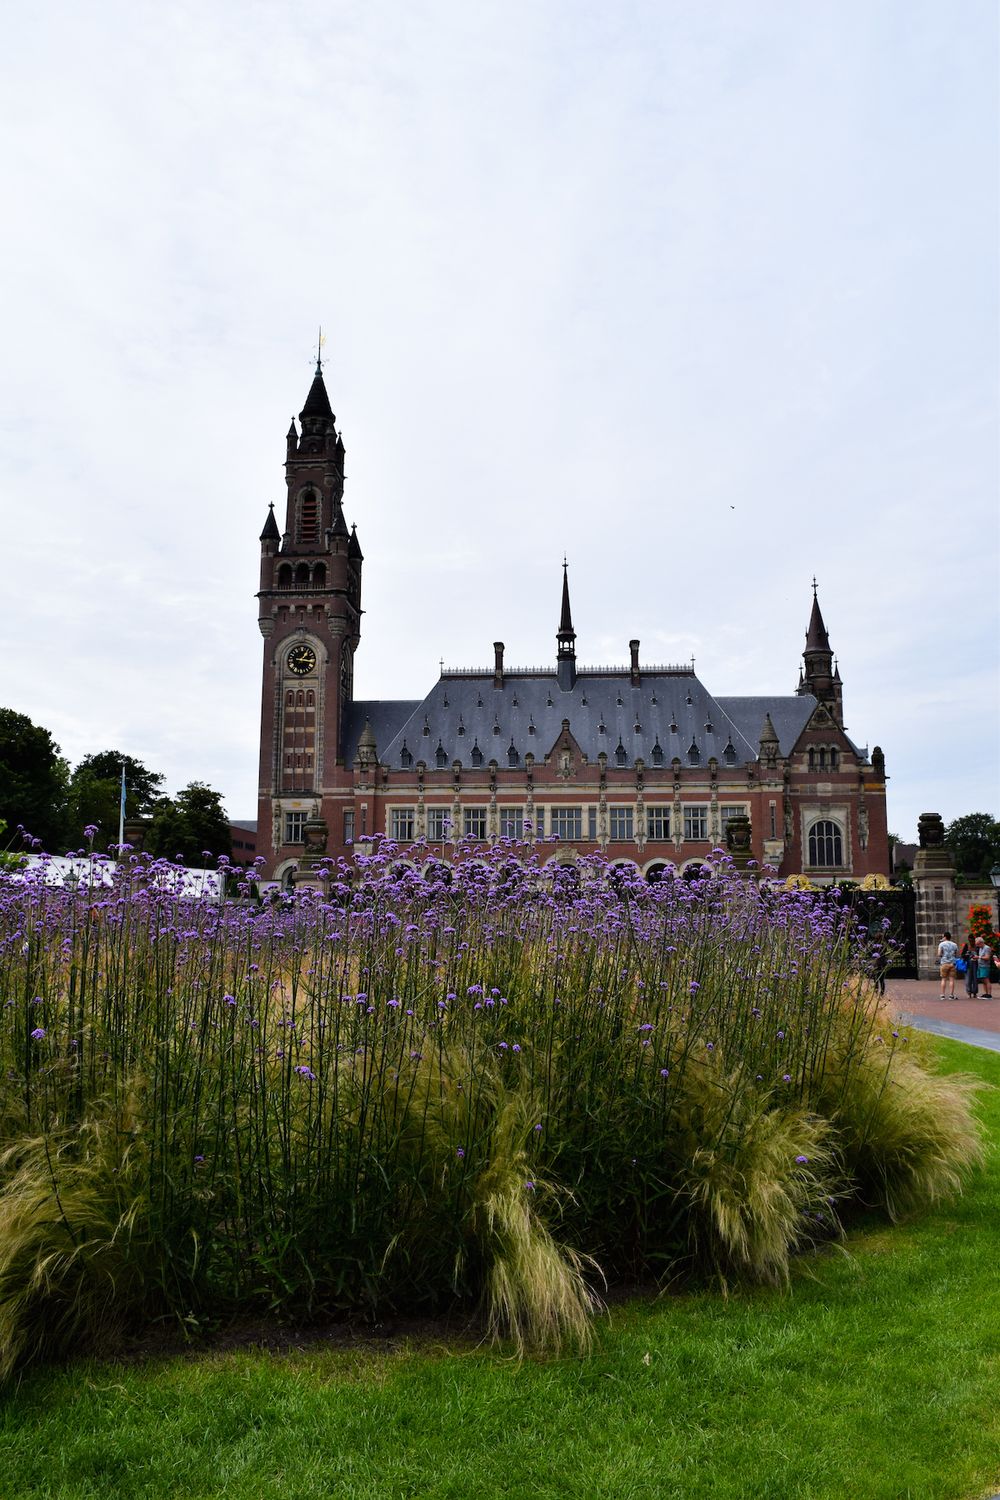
[883,977,1000,1055]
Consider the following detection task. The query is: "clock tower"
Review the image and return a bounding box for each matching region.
[256,359,363,879]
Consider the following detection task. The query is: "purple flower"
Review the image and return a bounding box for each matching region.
[456,1148,465,1159]
[782,1074,791,1083]
[659,1068,670,1078]
[30,1027,45,1040]
[525,1180,536,1191]
[795,1155,809,1164]
[295,1065,315,1080]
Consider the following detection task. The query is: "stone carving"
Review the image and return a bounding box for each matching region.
[726,814,752,853]
[917,812,944,848]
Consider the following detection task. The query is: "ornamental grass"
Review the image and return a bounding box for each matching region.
[0,840,984,1377]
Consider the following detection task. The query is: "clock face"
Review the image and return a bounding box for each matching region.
[287,644,317,677]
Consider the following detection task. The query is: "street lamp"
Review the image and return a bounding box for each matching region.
[990,864,1000,929]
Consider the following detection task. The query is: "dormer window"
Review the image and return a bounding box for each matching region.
[435,742,448,769]
[723,740,737,766]
[507,742,519,766]
[687,741,701,766]
[471,741,483,767]
[400,743,413,768]
[615,741,627,766]
[651,741,664,765]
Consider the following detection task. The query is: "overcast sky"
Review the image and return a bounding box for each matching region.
[2,0,997,841]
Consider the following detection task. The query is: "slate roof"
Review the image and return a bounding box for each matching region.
[365,668,784,771]
[715,696,816,759]
[342,700,421,766]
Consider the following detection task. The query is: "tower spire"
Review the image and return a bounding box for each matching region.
[798,581,842,723]
[556,559,576,690]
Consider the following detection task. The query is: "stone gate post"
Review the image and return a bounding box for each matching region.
[911,813,957,979]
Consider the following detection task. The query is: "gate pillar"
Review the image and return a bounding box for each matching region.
[911,813,957,979]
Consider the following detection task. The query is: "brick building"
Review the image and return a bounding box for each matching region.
[255,362,890,886]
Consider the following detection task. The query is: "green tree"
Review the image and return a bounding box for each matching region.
[147,782,232,867]
[0,708,69,851]
[944,813,1000,879]
[67,751,165,852]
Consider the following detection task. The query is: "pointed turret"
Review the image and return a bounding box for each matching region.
[805,587,831,652]
[330,495,349,538]
[556,560,576,690]
[259,503,280,544]
[797,581,843,724]
[348,522,363,560]
[300,362,335,424]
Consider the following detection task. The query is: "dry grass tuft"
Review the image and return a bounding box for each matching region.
[471,1095,599,1355]
[0,1108,149,1381]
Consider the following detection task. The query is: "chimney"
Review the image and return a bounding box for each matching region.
[629,639,640,686]
[493,641,505,689]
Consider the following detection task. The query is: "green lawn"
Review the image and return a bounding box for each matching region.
[1,1037,998,1500]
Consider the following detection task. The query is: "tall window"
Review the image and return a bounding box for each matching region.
[807,820,843,867]
[609,806,634,841]
[552,806,583,840]
[464,807,487,840]
[683,806,708,841]
[499,807,527,840]
[426,807,450,841]
[343,810,355,844]
[587,807,597,840]
[390,808,415,841]
[531,806,544,837]
[297,490,319,544]
[646,806,671,839]
[284,811,307,844]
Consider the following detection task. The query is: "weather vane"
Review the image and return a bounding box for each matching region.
[315,326,326,371]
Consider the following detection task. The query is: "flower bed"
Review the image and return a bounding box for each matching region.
[0,843,983,1375]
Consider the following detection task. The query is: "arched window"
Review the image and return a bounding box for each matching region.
[295,562,310,587]
[808,748,816,770]
[297,490,319,544]
[313,562,326,588]
[286,691,294,707]
[830,748,839,770]
[807,820,843,867]
[818,747,827,769]
[277,564,293,589]
[306,691,315,708]
[296,690,304,707]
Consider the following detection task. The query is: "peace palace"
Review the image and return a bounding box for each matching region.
[252,361,890,886]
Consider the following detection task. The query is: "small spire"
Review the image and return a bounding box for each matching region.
[329,497,349,538]
[259,503,280,542]
[805,587,831,652]
[316,325,325,372]
[348,522,363,560]
[559,560,575,636]
[759,713,780,746]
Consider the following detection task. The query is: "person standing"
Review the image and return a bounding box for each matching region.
[938,931,959,999]
[977,936,995,999]
[961,935,979,997]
